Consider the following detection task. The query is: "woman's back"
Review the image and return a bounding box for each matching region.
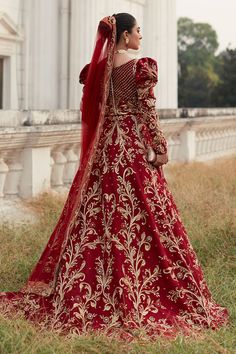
[106,59,138,116]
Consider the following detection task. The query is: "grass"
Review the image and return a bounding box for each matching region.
[0,155,235,353]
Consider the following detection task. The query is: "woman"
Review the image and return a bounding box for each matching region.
[0,13,229,341]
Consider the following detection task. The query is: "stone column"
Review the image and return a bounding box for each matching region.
[69,0,101,109]
[179,129,196,162]
[19,147,51,199]
[22,0,60,109]
[59,0,70,109]
[143,0,177,109]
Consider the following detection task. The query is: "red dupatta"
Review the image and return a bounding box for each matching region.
[20,16,116,296]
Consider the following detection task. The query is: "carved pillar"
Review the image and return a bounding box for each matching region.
[63,148,78,185]
[144,0,177,109]
[22,0,59,109]
[51,150,67,191]
[179,129,196,162]
[20,147,51,199]
[0,157,9,198]
[59,0,70,108]
[69,0,100,109]
[3,155,23,198]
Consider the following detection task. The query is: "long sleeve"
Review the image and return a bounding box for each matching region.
[135,57,167,155]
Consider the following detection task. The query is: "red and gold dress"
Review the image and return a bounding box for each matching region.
[0,57,229,340]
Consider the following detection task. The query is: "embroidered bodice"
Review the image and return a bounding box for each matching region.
[105,57,167,155]
[105,59,138,116]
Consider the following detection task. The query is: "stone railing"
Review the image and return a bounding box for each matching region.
[0,109,236,199]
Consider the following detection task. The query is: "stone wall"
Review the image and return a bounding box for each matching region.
[0,108,236,199]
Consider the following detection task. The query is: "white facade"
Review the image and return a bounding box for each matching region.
[0,0,177,111]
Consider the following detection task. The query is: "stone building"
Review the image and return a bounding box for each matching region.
[0,0,177,111]
[1,0,235,202]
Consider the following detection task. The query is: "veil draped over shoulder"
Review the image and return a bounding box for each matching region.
[20,16,117,296]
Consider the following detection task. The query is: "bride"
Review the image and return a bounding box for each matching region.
[0,13,228,341]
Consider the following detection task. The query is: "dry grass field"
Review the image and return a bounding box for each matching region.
[0,156,235,353]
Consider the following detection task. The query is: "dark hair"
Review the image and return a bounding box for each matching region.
[112,13,136,44]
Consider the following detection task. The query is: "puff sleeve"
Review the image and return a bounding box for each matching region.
[79,63,90,112]
[135,57,167,155]
[79,63,90,85]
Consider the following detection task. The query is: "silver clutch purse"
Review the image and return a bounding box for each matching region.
[146,146,156,163]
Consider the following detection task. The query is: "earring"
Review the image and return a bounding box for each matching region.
[125,38,129,44]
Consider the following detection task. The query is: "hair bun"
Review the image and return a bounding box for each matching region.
[98,16,116,36]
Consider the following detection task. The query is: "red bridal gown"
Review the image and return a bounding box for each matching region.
[0,57,228,340]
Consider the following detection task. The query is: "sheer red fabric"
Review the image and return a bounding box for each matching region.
[79,16,116,168]
[17,16,117,297]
